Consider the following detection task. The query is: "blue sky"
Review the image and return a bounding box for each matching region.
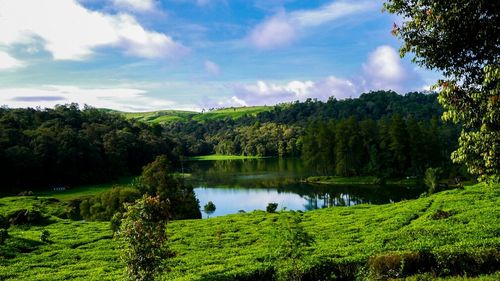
[0,0,439,111]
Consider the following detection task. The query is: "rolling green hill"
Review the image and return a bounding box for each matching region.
[1,183,499,280]
[118,106,272,124]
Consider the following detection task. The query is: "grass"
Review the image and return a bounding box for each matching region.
[35,177,135,201]
[305,175,419,186]
[188,154,267,161]
[1,183,499,280]
[118,106,272,124]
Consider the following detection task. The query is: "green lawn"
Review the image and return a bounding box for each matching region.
[35,177,135,201]
[118,106,272,124]
[305,175,419,185]
[1,183,499,280]
[188,154,266,161]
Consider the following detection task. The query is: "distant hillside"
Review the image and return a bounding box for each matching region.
[117,106,273,124]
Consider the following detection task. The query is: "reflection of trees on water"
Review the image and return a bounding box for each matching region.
[187,158,426,209]
[299,184,424,210]
[185,158,311,188]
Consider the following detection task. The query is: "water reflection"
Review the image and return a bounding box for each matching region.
[185,158,424,218]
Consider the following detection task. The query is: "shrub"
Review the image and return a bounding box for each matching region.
[0,215,9,229]
[40,230,50,242]
[8,209,45,226]
[0,228,8,244]
[120,195,172,281]
[266,203,278,213]
[110,212,123,235]
[204,201,216,218]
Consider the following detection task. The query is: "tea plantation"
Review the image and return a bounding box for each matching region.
[1,183,499,280]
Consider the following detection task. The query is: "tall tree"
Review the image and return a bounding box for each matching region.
[384,0,500,183]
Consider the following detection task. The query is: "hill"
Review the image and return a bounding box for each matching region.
[1,183,499,280]
[118,106,273,124]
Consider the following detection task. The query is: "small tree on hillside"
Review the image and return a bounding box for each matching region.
[203,201,216,218]
[424,167,441,194]
[120,195,171,281]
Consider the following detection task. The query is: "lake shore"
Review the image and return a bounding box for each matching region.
[303,175,419,186]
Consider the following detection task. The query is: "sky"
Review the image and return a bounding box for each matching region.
[0,0,440,112]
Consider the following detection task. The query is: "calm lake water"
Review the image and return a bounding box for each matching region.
[185,158,425,218]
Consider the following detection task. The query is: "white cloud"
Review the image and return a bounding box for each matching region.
[227,77,355,106]
[215,45,423,107]
[0,85,176,111]
[0,51,25,70]
[112,0,155,12]
[248,13,296,49]
[0,0,187,60]
[247,0,376,50]
[362,45,409,92]
[204,60,221,75]
[290,0,376,27]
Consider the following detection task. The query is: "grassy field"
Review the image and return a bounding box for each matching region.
[305,176,419,186]
[119,106,272,124]
[1,183,499,280]
[188,154,266,161]
[35,177,135,201]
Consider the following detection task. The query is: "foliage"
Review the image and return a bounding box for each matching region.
[8,209,46,226]
[0,183,499,280]
[272,212,314,281]
[302,116,459,178]
[203,201,216,218]
[119,195,171,281]
[165,91,445,157]
[266,203,278,213]
[0,228,8,244]
[136,155,201,220]
[0,104,180,191]
[40,230,50,243]
[79,187,141,221]
[424,167,441,194]
[384,0,500,183]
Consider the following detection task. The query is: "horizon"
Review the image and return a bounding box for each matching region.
[0,0,440,112]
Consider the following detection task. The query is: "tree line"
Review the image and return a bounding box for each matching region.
[165,91,448,157]
[0,104,179,191]
[302,116,461,178]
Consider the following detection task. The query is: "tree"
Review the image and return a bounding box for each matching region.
[120,195,171,281]
[266,202,278,213]
[138,155,201,219]
[203,201,216,218]
[424,167,441,194]
[384,0,500,183]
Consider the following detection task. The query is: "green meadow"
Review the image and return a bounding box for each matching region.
[1,183,499,280]
[120,106,272,124]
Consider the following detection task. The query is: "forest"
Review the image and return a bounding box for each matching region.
[0,90,462,192]
[0,104,180,191]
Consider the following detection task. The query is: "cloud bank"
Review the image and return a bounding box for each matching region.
[209,45,423,108]
[0,85,176,111]
[0,0,187,61]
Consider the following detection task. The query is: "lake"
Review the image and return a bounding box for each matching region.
[185,158,425,218]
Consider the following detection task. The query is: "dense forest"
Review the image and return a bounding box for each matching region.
[0,91,462,191]
[166,91,449,157]
[0,104,179,191]
[302,116,460,178]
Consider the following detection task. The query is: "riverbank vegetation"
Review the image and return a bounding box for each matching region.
[1,183,499,280]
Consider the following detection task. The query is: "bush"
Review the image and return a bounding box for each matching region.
[0,228,8,244]
[8,209,45,226]
[40,230,50,242]
[110,212,123,235]
[0,215,9,229]
[266,203,278,213]
[120,195,172,281]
